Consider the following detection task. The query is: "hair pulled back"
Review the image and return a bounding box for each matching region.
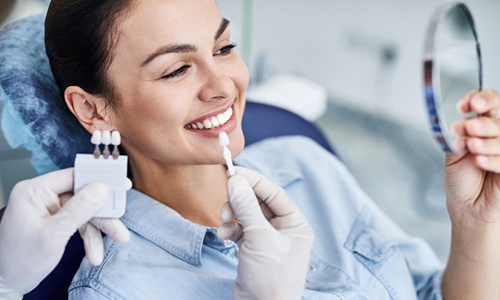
[45,0,134,108]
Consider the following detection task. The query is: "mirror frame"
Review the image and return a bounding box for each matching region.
[423,2,482,153]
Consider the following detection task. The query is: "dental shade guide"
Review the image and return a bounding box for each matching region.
[91,130,102,159]
[74,130,129,218]
[102,130,111,159]
[111,131,121,159]
[219,132,235,177]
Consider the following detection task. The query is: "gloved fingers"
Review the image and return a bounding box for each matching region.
[54,191,74,215]
[217,221,243,241]
[225,198,276,227]
[223,197,275,222]
[79,223,104,266]
[270,220,315,243]
[220,201,235,223]
[125,178,133,191]
[33,168,75,194]
[58,192,73,206]
[227,174,272,229]
[269,210,311,230]
[6,169,74,217]
[260,200,275,220]
[49,182,109,235]
[28,168,75,211]
[90,218,130,243]
[46,195,65,216]
[235,167,305,221]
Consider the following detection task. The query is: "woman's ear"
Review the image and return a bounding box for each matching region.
[65,86,110,132]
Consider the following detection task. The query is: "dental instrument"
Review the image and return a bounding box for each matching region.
[74,130,129,218]
[219,132,235,177]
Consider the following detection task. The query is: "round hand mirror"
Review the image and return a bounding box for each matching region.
[423,2,482,153]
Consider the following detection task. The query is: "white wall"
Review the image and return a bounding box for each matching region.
[0,0,46,28]
[217,0,500,132]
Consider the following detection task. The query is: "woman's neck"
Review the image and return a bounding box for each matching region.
[129,160,229,228]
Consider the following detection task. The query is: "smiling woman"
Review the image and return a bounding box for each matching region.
[46,0,249,228]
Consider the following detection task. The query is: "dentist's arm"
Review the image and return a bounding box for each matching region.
[218,167,314,300]
[0,168,129,299]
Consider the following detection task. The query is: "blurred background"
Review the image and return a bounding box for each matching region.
[1,0,500,263]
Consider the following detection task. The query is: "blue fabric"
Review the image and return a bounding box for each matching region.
[242,101,335,155]
[69,136,444,299]
[0,14,92,174]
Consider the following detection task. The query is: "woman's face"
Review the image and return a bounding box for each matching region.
[105,0,249,167]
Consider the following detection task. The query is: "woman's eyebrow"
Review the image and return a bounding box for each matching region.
[215,18,230,41]
[141,44,197,67]
[141,18,230,68]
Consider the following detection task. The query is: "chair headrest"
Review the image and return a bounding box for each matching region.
[0,14,91,174]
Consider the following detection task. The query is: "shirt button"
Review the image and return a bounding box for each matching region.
[309,263,318,272]
[206,232,216,241]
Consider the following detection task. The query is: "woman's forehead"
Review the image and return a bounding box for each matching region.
[114,0,222,48]
[120,0,221,31]
[108,0,225,71]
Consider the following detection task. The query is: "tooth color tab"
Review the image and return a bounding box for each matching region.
[219,132,229,147]
[102,130,111,145]
[219,132,235,177]
[91,130,102,145]
[111,131,121,145]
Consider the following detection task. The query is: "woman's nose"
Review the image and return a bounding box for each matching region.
[198,64,234,101]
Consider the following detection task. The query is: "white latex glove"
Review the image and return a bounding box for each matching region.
[0,168,130,299]
[218,166,314,300]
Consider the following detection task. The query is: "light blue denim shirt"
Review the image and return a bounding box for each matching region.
[69,136,444,299]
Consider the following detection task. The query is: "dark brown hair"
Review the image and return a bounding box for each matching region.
[45,0,134,108]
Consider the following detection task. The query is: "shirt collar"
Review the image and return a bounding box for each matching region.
[120,189,209,267]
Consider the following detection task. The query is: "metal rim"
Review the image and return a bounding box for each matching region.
[423,2,481,153]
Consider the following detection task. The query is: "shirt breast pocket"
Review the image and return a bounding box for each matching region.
[304,251,369,299]
[344,207,417,300]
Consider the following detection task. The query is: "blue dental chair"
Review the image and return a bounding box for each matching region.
[0,14,334,299]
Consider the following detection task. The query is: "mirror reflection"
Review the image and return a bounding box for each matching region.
[424,2,482,153]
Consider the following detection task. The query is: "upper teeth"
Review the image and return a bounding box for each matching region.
[186,107,233,130]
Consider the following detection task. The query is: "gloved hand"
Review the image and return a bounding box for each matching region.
[218,166,314,300]
[0,168,130,299]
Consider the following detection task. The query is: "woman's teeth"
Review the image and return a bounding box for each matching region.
[186,107,233,130]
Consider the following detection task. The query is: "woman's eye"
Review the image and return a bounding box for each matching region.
[214,43,237,56]
[162,65,190,79]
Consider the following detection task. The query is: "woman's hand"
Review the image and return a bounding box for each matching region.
[442,89,500,299]
[446,89,500,223]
